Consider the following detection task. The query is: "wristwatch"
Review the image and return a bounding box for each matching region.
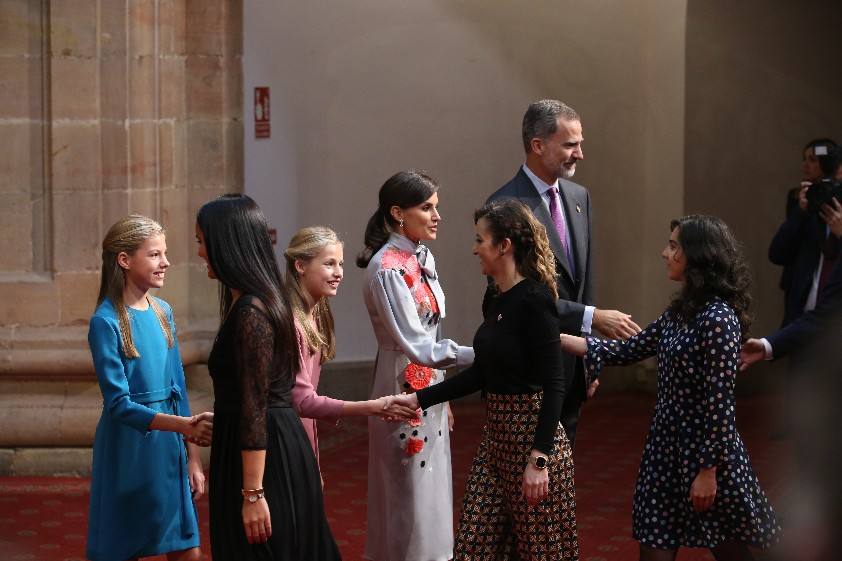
[528,455,548,470]
[242,488,265,503]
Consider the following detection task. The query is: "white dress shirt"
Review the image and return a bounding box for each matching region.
[803,224,831,312]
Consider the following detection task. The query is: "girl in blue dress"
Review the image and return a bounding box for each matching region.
[561,215,780,561]
[87,215,213,561]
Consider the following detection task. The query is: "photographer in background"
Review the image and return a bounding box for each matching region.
[754,145,842,366]
[768,139,839,327]
[742,146,842,560]
[741,154,842,558]
[765,141,842,441]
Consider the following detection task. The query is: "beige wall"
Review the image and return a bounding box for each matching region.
[685,1,842,337]
[244,0,687,362]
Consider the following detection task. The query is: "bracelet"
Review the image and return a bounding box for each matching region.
[242,488,265,503]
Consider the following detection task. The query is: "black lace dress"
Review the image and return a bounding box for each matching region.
[207,295,341,561]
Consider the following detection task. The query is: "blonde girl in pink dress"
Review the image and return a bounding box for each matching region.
[284,226,413,468]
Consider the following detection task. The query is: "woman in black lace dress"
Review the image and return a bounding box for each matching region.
[196,194,341,561]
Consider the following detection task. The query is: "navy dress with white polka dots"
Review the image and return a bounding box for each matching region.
[586,299,780,550]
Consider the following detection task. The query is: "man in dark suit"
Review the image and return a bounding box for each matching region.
[741,195,842,561]
[742,194,842,366]
[768,139,839,327]
[487,99,641,444]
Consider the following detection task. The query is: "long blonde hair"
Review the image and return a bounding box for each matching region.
[474,200,559,300]
[284,226,342,363]
[97,215,174,359]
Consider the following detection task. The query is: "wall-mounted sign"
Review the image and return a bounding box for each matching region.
[255,87,270,139]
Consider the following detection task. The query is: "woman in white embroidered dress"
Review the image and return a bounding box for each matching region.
[357,170,474,561]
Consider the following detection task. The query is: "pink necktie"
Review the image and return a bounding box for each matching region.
[548,187,574,274]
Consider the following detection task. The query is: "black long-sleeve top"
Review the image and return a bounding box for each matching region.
[417,278,567,455]
[207,295,294,450]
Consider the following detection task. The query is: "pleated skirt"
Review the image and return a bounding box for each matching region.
[455,391,579,561]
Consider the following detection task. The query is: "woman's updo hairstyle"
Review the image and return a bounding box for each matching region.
[356,170,438,268]
[474,199,558,300]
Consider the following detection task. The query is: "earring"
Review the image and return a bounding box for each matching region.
[399,218,404,229]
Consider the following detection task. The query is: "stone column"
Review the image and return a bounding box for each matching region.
[0,0,242,475]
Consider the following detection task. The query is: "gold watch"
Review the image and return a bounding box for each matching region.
[242,487,265,503]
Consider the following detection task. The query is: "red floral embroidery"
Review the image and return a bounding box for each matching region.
[407,412,422,427]
[381,248,421,278]
[381,247,437,311]
[405,437,424,456]
[418,284,439,314]
[404,363,434,390]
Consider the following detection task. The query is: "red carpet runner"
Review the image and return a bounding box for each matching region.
[0,393,786,561]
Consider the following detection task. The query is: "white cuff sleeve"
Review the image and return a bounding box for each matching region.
[761,338,774,361]
[581,306,596,334]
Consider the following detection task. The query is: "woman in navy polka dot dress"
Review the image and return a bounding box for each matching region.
[562,215,780,561]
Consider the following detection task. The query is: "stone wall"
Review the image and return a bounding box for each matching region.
[0,0,243,469]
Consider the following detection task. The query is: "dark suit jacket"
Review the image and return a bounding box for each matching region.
[487,167,593,441]
[768,194,824,327]
[767,233,842,551]
[768,246,842,359]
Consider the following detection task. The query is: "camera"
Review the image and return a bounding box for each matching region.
[806,178,842,214]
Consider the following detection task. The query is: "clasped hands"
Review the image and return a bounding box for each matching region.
[592,308,641,340]
[377,393,421,422]
[185,411,214,446]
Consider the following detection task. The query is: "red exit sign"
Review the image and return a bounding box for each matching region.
[254,87,270,139]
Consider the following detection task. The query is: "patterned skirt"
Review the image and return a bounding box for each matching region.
[454,392,579,561]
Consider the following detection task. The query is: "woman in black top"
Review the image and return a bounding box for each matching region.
[394,199,578,560]
[195,194,341,561]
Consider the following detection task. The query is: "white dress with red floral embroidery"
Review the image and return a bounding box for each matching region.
[362,233,474,561]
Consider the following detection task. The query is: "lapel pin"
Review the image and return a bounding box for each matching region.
[576,204,582,213]
[497,314,503,322]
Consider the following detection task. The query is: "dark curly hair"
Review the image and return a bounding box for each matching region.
[667,215,753,337]
[474,200,558,301]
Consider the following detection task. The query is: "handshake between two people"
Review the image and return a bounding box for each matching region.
[184,411,214,447]
[179,394,426,448]
[376,393,423,422]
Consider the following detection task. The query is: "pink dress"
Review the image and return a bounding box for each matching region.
[291,319,345,466]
